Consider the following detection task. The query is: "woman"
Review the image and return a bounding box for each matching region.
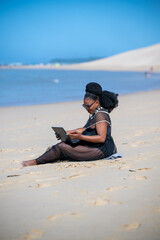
[22,82,119,167]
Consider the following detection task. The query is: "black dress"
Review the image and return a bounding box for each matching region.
[36,107,117,165]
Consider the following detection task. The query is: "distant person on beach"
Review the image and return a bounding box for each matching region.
[150,66,154,72]
[22,82,119,167]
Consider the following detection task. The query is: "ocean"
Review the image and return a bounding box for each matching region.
[0,69,160,107]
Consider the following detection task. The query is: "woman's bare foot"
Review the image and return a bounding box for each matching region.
[22,160,37,167]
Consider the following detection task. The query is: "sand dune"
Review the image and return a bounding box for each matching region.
[63,43,160,71]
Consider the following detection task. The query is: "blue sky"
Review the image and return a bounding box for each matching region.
[0,0,160,64]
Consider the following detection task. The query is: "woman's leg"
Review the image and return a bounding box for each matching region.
[22,142,104,167]
[56,143,105,161]
[22,142,65,167]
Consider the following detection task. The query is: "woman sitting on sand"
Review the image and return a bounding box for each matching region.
[22,82,119,167]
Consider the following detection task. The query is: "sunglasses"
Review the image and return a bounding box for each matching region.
[82,101,96,109]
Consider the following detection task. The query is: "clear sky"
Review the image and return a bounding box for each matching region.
[0,0,160,64]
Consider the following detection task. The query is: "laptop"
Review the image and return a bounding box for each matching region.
[51,127,80,144]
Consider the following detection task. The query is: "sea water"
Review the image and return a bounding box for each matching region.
[0,69,160,107]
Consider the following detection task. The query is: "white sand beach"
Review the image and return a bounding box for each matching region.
[0,90,160,240]
[1,43,160,72]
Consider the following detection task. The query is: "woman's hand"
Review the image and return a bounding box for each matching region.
[66,128,86,135]
[69,131,82,140]
[66,130,77,134]
[55,132,61,140]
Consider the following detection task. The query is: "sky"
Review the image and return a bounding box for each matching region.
[0,0,160,64]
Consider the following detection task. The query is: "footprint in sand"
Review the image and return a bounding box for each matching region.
[26,172,42,175]
[23,229,44,240]
[47,214,61,221]
[47,212,80,221]
[123,223,141,231]
[6,168,20,172]
[130,141,150,148]
[20,148,34,153]
[0,148,34,154]
[36,182,57,188]
[118,165,132,170]
[65,163,81,168]
[65,162,96,169]
[62,174,84,180]
[133,132,143,137]
[134,175,147,180]
[93,198,110,206]
[89,197,123,206]
[138,168,152,171]
[0,148,15,153]
[106,186,127,191]
[35,177,58,182]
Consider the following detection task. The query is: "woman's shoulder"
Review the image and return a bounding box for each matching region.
[95,107,109,115]
[91,107,109,121]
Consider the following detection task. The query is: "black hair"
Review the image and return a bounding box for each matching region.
[84,82,118,113]
[85,82,102,96]
[84,92,99,101]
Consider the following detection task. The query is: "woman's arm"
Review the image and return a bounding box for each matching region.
[69,122,107,143]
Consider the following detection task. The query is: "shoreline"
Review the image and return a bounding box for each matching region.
[1,89,160,109]
[1,65,160,72]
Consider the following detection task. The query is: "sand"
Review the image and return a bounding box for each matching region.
[63,43,160,72]
[1,43,160,72]
[0,90,160,240]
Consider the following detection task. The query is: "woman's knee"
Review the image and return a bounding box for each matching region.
[56,142,67,151]
[54,142,69,157]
